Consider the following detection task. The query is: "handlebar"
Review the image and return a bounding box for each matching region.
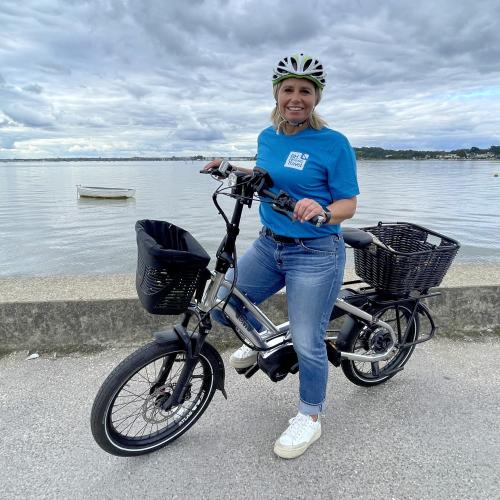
[200,164,326,226]
[199,163,389,250]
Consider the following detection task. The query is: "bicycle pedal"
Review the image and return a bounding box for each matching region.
[244,363,260,379]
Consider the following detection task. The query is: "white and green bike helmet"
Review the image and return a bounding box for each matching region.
[272,53,327,89]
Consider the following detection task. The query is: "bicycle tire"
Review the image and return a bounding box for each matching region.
[90,340,219,456]
[341,303,420,387]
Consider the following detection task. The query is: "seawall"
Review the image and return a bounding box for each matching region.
[1,264,499,354]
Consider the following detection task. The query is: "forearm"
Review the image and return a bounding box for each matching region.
[325,197,357,225]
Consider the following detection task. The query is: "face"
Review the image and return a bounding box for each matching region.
[277,78,317,125]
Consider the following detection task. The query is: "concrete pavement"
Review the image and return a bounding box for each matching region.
[1,337,499,499]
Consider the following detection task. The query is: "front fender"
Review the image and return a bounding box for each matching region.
[153,329,180,345]
[200,341,227,399]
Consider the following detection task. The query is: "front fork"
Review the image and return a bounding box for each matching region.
[154,308,226,411]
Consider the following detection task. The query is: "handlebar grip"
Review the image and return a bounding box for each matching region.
[261,188,327,226]
[199,168,230,178]
[199,161,235,178]
[310,214,326,227]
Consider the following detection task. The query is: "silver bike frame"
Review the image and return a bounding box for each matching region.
[198,271,398,363]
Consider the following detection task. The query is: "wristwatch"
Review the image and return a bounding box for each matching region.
[322,208,332,225]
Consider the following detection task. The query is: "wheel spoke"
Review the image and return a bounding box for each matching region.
[112,411,141,428]
[136,369,152,385]
[133,420,150,438]
[116,410,144,434]
[112,394,145,413]
[119,386,148,399]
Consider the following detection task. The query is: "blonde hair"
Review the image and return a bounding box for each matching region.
[271,80,328,134]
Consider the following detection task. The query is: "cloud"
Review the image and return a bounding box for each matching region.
[174,128,225,141]
[3,103,56,128]
[22,83,43,94]
[0,0,499,158]
[0,135,16,149]
[123,82,151,100]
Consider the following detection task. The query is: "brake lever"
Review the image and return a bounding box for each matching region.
[271,191,297,221]
[199,168,226,179]
[272,190,326,226]
[271,204,294,220]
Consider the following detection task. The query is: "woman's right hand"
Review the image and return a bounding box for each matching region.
[202,159,222,172]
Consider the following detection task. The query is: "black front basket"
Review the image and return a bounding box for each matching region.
[135,220,210,315]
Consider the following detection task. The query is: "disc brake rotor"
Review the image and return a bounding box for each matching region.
[141,382,194,423]
[369,327,393,353]
[141,383,175,423]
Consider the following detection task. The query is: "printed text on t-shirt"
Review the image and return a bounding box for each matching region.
[284,151,309,170]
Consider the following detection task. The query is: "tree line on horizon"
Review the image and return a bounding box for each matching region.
[354,145,500,160]
[2,146,499,162]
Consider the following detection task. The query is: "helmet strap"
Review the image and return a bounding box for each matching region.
[287,119,307,127]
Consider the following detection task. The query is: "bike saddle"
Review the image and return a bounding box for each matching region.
[342,227,373,249]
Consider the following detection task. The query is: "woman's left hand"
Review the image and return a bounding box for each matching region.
[293,198,324,223]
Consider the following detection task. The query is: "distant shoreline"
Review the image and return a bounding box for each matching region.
[2,146,500,163]
[2,144,500,163]
[2,157,500,163]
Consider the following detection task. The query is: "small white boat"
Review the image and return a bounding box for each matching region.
[77,185,135,199]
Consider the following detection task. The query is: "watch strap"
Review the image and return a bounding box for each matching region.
[323,208,332,224]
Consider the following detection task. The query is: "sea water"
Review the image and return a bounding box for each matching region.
[0,159,498,276]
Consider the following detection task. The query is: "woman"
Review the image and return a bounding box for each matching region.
[204,53,359,459]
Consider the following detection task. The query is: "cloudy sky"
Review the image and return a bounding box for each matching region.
[1,0,499,158]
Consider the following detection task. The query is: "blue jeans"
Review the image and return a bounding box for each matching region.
[214,229,346,415]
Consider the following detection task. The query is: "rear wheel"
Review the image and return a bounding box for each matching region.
[341,303,420,387]
[90,340,218,456]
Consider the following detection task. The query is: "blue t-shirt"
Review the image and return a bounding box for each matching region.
[256,126,360,237]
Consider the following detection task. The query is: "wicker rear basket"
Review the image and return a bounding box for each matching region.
[135,220,210,315]
[354,222,459,294]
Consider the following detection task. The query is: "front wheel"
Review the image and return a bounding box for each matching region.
[90,340,219,456]
[341,303,420,387]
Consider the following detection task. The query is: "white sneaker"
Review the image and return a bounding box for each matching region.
[274,413,321,459]
[229,344,258,369]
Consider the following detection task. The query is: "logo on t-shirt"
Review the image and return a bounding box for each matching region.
[284,151,309,170]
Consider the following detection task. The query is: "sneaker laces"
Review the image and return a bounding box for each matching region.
[283,413,315,440]
[239,344,255,354]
